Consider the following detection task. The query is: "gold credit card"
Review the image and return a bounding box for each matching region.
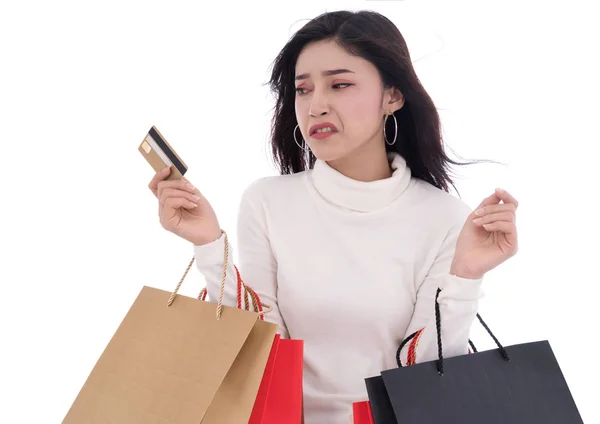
[138,126,188,180]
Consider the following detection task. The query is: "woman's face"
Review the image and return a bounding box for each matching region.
[294,39,404,163]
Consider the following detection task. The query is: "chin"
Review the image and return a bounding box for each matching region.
[307,137,350,162]
[309,146,347,162]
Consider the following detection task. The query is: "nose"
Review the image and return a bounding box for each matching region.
[308,92,329,117]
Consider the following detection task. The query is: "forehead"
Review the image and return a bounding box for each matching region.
[295,40,371,77]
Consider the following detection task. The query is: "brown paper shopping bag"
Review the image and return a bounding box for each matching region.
[63,230,278,424]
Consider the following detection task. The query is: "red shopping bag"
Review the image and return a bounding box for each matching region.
[249,334,303,423]
[353,401,375,424]
[239,271,303,424]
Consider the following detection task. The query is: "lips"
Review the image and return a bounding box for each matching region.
[309,122,339,135]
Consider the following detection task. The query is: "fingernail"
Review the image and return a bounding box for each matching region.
[475,208,484,216]
[473,218,482,225]
[483,224,492,230]
[186,182,195,190]
[192,194,200,200]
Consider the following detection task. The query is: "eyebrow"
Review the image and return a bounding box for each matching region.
[295,69,355,81]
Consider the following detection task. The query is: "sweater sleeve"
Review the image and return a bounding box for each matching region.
[192,180,290,338]
[398,214,484,366]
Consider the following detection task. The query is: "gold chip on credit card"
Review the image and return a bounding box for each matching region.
[138,126,188,180]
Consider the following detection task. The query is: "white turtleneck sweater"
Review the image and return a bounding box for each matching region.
[193,152,484,424]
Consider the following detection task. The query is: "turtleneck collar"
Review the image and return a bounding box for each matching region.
[308,152,412,213]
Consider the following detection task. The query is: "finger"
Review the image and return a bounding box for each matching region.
[495,188,519,209]
[148,167,171,197]
[476,193,501,210]
[482,220,516,235]
[473,211,515,226]
[159,187,201,206]
[163,197,199,213]
[482,221,518,253]
[474,203,516,217]
[157,177,200,200]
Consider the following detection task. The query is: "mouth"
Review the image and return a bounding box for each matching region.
[311,131,337,140]
[309,123,339,137]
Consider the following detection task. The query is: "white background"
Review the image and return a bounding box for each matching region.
[1,0,598,422]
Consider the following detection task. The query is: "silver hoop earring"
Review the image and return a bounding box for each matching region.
[384,113,398,146]
[294,124,311,151]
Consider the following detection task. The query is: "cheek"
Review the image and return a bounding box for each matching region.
[295,100,310,131]
[341,96,381,136]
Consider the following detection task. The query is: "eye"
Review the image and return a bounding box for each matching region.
[295,83,352,95]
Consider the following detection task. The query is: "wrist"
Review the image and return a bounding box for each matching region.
[191,228,223,246]
[450,262,483,280]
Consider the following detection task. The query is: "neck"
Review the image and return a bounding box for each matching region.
[326,136,392,182]
[309,149,412,213]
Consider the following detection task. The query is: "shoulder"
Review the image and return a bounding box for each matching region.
[240,171,308,207]
[408,178,474,228]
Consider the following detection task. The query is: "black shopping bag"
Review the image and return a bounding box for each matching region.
[365,288,584,424]
[365,373,396,424]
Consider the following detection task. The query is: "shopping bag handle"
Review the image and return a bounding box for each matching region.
[164,229,229,320]
[196,266,272,320]
[165,229,271,321]
[396,288,510,374]
[235,265,273,320]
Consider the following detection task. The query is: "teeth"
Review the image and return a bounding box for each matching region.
[315,127,334,133]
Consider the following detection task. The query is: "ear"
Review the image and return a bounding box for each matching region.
[383,86,405,113]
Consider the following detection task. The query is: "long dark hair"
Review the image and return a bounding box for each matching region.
[265,10,478,193]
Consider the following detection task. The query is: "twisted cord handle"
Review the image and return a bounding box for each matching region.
[395,288,509,371]
[166,229,271,321]
[432,288,510,376]
[166,230,228,320]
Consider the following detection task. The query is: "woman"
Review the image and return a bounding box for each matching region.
[148,10,518,424]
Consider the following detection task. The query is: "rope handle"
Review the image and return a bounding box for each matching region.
[235,265,272,319]
[432,288,510,375]
[196,267,272,319]
[166,229,229,319]
[395,288,509,372]
[165,229,271,320]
